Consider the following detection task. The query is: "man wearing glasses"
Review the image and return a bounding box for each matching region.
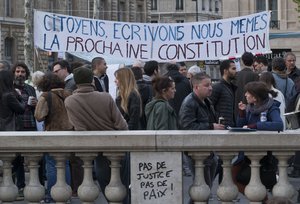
[52,60,76,93]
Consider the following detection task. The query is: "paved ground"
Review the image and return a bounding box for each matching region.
[12,171,300,204]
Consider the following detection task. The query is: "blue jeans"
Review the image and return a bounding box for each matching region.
[45,154,71,198]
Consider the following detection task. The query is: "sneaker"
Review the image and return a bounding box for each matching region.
[16,188,24,201]
[288,168,300,178]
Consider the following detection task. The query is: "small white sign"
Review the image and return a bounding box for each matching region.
[131,152,182,204]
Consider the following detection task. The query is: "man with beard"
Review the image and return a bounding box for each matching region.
[210,60,237,127]
[11,62,38,198]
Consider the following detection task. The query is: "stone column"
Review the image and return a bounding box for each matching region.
[0,153,18,203]
[217,153,238,203]
[76,153,99,204]
[146,0,152,23]
[188,152,211,203]
[272,152,295,199]
[111,0,118,21]
[244,153,267,203]
[50,153,72,204]
[23,153,45,204]
[129,0,136,22]
[103,153,126,204]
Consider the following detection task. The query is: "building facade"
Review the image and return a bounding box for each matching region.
[0,0,151,71]
[222,0,300,67]
[150,0,222,23]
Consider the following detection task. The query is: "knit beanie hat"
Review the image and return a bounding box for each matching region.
[73,67,93,84]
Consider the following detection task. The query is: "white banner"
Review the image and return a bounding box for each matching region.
[34,10,271,62]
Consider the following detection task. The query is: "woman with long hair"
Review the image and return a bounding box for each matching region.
[0,70,25,130]
[145,76,177,130]
[114,68,142,130]
[114,68,142,204]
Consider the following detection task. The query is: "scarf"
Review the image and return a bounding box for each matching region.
[246,97,274,115]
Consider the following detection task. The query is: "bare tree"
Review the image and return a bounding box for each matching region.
[24,0,34,72]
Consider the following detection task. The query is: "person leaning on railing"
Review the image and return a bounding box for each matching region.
[234,81,284,197]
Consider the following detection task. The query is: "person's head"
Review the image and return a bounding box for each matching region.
[187,65,202,80]
[143,60,159,77]
[0,60,11,71]
[166,63,179,71]
[52,60,71,80]
[12,62,30,86]
[272,57,286,73]
[114,68,140,114]
[0,70,15,95]
[73,66,94,86]
[191,72,212,100]
[244,81,277,105]
[91,57,107,77]
[31,71,45,87]
[70,61,84,73]
[37,72,65,92]
[253,55,268,74]
[131,66,143,81]
[177,62,187,77]
[219,60,236,80]
[266,196,292,204]
[152,76,176,100]
[284,52,296,72]
[241,52,254,67]
[259,72,276,90]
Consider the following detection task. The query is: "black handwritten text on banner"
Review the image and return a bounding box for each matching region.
[34,10,271,62]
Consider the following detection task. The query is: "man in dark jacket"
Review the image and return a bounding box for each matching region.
[12,62,38,197]
[285,52,300,93]
[166,63,191,116]
[210,60,237,127]
[235,52,259,116]
[91,57,109,92]
[179,73,224,191]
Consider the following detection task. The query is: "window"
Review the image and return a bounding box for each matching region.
[176,0,184,10]
[151,0,157,10]
[5,0,12,17]
[4,38,14,63]
[215,1,219,13]
[209,0,212,11]
[151,20,158,23]
[176,20,184,23]
[256,0,266,12]
[202,0,205,10]
[269,0,278,21]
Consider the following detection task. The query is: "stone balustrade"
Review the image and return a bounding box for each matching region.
[0,130,299,203]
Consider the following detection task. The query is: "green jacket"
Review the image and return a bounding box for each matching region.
[145,98,177,130]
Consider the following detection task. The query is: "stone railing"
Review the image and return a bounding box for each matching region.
[0,130,299,203]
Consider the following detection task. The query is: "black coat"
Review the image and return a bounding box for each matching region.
[116,91,141,130]
[94,75,109,92]
[210,79,237,127]
[0,91,25,130]
[166,70,192,116]
[179,92,217,130]
[235,67,259,115]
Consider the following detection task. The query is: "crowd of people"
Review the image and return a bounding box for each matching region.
[0,51,299,203]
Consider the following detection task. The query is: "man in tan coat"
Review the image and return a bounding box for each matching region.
[65,66,127,131]
[65,66,128,202]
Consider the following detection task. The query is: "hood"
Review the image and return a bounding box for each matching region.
[166,70,186,83]
[272,70,288,79]
[145,98,166,117]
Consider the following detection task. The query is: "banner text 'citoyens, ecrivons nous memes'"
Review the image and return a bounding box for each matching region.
[34,10,271,62]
